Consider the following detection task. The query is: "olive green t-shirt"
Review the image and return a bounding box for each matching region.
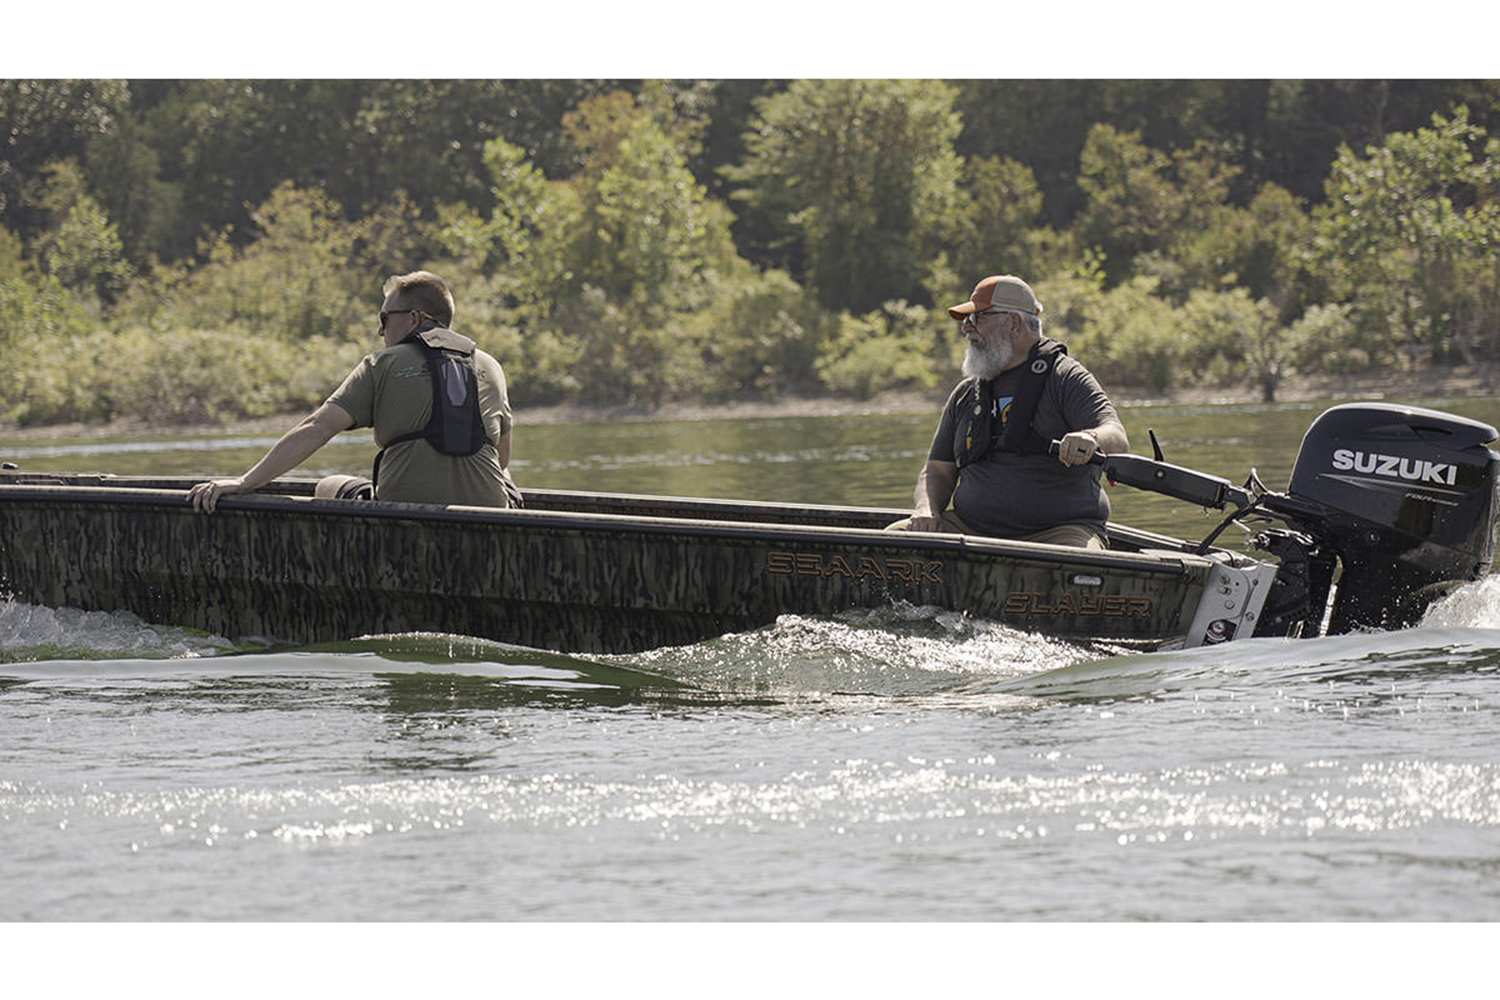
[327,339,514,507]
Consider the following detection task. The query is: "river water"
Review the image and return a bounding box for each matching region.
[4,397,1500,960]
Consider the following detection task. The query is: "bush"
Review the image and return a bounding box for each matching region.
[16,326,361,426]
[118,184,371,348]
[1286,302,1361,373]
[698,269,824,399]
[1180,288,1287,397]
[0,274,96,422]
[815,301,943,399]
[475,321,582,408]
[11,326,113,425]
[1054,274,1185,392]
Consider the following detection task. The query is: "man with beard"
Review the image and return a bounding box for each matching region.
[886,274,1128,548]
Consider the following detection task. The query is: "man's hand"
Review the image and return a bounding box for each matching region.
[187,478,247,514]
[1056,430,1101,467]
[904,460,959,531]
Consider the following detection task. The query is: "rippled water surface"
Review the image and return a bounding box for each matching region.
[5,398,1500,932]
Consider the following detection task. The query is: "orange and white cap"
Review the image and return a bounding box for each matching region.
[947,275,1043,321]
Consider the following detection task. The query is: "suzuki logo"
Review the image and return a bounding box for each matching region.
[1330,448,1458,485]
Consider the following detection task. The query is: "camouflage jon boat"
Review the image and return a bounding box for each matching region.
[0,474,1243,651]
[2,403,1496,653]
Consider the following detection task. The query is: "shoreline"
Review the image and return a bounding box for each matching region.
[1,368,1493,442]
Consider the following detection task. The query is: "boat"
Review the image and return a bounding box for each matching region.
[2,402,1496,654]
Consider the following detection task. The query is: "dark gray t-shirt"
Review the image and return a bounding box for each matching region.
[928,355,1118,538]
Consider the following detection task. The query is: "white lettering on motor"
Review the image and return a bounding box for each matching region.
[1331,448,1458,485]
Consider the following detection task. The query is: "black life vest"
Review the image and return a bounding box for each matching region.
[372,327,487,485]
[953,336,1068,469]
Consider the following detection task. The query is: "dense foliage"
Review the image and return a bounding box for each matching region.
[2,79,1498,425]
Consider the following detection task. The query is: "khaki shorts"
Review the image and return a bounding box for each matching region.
[314,475,375,500]
[884,511,1106,549]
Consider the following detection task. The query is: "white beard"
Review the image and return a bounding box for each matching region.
[962,336,1014,380]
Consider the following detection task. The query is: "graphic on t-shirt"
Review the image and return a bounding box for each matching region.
[963,394,1016,453]
[994,396,1014,437]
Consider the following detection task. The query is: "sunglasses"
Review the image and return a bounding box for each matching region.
[379,308,439,329]
[960,308,1011,330]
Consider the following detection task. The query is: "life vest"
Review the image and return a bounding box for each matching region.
[953,336,1068,469]
[372,326,487,485]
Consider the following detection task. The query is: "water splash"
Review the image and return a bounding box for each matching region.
[1422,575,1500,629]
[0,599,237,662]
[616,603,1106,698]
[9,569,1496,699]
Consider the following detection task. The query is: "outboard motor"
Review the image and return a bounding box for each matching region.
[1280,403,1500,633]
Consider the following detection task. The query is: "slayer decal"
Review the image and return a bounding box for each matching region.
[1004,591,1153,618]
[766,550,943,583]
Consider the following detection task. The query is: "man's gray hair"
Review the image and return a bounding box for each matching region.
[1000,308,1042,338]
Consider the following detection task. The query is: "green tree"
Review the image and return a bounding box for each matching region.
[696,268,825,399]
[435,132,581,349]
[1074,124,1240,290]
[440,88,757,407]
[7,158,135,311]
[0,265,96,423]
[0,224,23,275]
[954,81,1280,224]
[79,98,186,268]
[561,89,739,318]
[44,192,134,305]
[1231,182,1318,317]
[128,182,368,344]
[123,79,628,266]
[0,80,130,235]
[351,189,447,281]
[946,155,1048,281]
[952,79,1500,231]
[350,80,625,215]
[1050,271,1184,393]
[725,79,965,313]
[1256,80,1500,204]
[1286,302,1361,374]
[552,90,750,403]
[1313,108,1500,367]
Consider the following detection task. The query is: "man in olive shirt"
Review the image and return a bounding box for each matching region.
[189,270,516,512]
[887,274,1128,548]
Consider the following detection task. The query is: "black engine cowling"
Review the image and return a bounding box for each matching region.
[1281,403,1500,632]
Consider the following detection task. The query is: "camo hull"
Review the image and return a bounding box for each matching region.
[0,473,1266,653]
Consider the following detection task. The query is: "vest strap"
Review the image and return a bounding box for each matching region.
[953,337,1067,469]
[373,327,488,486]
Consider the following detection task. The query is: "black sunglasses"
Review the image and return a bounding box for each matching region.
[378,308,416,329]
[960,308,1010,328]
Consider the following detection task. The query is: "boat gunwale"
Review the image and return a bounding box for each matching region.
[0,479,1214,578]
